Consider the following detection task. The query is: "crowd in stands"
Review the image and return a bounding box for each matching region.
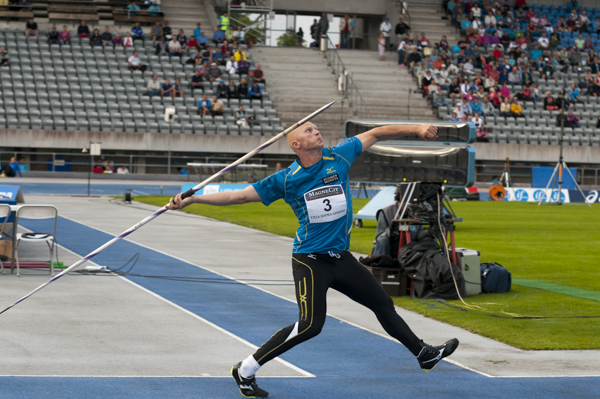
[392,0,600,143]
[1,11,275,134]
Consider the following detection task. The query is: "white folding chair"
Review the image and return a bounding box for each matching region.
[14,205,58,277]
[0,204,11,275]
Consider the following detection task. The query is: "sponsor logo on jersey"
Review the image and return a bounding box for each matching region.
[326,166,336,174]
[322,173,340,185]
[306,185,342,200]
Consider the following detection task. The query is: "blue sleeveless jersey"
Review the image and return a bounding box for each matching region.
[253,137,362,254]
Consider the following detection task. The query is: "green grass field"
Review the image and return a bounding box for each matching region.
[136,196,600,350]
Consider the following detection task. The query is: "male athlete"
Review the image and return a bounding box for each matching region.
[168,122,459,398]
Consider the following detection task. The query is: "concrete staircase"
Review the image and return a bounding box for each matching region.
[406,4,460,44]
[336,49,435,121]
[251,47,345,143]
[160,0,214,36]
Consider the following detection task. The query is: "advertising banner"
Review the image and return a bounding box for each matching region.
[505,188,570,203]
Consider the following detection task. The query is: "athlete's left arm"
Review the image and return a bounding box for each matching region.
[357,124,438,151]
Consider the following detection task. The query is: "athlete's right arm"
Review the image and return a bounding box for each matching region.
[166,185,262,210]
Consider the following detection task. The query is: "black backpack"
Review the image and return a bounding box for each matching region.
[480,262,511,293]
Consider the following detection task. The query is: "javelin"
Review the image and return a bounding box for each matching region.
[0,100,336,315]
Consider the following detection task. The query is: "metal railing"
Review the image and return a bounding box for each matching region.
[322,35,371,119]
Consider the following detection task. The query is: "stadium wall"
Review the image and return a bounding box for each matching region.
[473,143,600,164]
[401,0,600,7]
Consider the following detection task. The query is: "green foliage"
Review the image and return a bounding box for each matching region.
[277,29,303,47]
[230,13,264,44]
[135,197,600,349]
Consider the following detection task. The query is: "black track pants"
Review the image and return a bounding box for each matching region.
[252,251,423,365]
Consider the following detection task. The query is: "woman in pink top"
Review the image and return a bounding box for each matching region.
[123,32,133,47]
[59,26,70,45]
[500,82,511,102]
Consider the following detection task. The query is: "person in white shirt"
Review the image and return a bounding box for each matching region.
[471,113,484,129]
[147,73,161,96]
[123,31,133,47]
[463,59,475,74]
[397,38,407,66]
[452,103,465,119]
[472,4,481,18]
[484,12,496,27]
[538,32,549,49]
[169,37,182,59]
[117,166,130,174]
[380,17,392,50]
[225,55,238,75]
[128,51,145,71]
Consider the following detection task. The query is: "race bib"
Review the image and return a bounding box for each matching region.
[304,185,347,224]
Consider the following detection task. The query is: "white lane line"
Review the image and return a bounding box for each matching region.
[54,214,314,379]
[0,375,308,378]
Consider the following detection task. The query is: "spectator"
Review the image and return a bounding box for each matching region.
[2,157,23,178]
[25,18,38,39]
[188,35,198,50]
[173,77,184,98]
[234,26,246,44]
[318,12,329,36]
[448,77,461,102]
[544,91,557,111]
[187,48,201,65]
[197,32,208,49]
[500,97,512,117]
[0,47,8,66]
[566,109,580,128]
[155,37,168,56]
[448,111,460,122]
[234,46,247,62]
[123,32,133,48]
[161,78,174,98]
[227,79,238,99]
[310,19,319,44]
[151,21,163,43]
[471,112,484,129]
[500,82,511,102]
[148,1,161,17]
[471,97,483,115]
[213,25,225,45]
[207,62,223,82]
[215,79,228,99]
[568,82,580,103]
[250,64,266,86]
[193,23,201,41]
[127,1,140,16]
[555,108,568,127]
[460,97,472,115]
[225,55,238,76]
[508,66,521,87]
[101,26,113,47]
[395,17,411,44]
[397,37,408,67]
[78,20,90,41]
[177,30,188,51]
[128,51,146,71]
[132,22,144,43]
[113,32,123,47]
[452,102,465,119]
[219,12,229,31]
[48,26,60,45]
[248,81,262,101]
[238,78,249,98]
[201,45,212,64]
[148,74,161,96]
[59,25,70,45]
[406,47,421,71]
[18,158,29,172]
[163,21,172,40]
[574,33,585,51]
[211,95,224,116]
[339,14,354,49]
[236,105,250,126]
[117,165,130,174]
[198,94,211,116]
[421,70,434,94]
[191,70,204,93]
[516,86,533,102]
[481,96,495,116]
[511,98,524,118]
[537,32,549,49]
[90,29,102,47]
[218,40,231,59]
[169,36,182,59]
[476,126,489,142]
[542,59,556,81]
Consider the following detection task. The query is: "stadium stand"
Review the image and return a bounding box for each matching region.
[0,19,282,138]
[395,1,600,147]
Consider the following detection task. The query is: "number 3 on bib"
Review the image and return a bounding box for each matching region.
[304,185,347,224]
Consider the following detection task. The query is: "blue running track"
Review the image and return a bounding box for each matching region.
[3,216,599,399]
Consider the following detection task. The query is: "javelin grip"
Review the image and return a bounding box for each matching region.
[181,188,196,199]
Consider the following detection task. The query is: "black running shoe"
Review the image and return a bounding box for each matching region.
[231,362,269,398]
[416,338,459,372]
